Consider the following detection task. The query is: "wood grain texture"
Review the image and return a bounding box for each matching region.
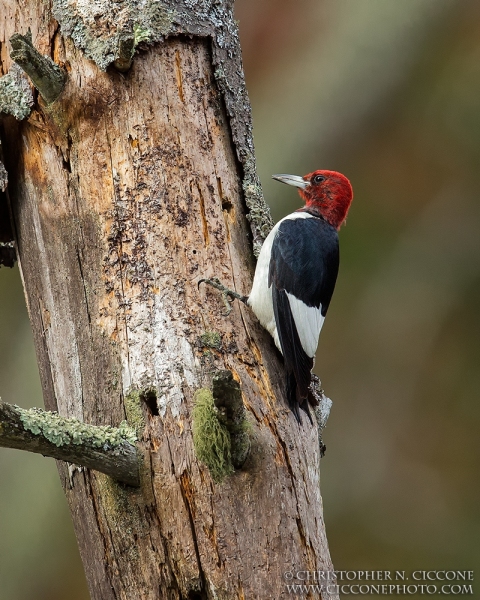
[0,7,336,599]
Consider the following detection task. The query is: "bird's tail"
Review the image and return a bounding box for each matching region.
[286,372,313,425]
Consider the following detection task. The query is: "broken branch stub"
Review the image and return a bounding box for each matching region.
[9,32,66,104]
[114,32,135,72]
[212,370,250,469]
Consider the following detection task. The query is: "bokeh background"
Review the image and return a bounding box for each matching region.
[1,0,479,597]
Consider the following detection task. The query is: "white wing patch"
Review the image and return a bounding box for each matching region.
[286,292,325,358]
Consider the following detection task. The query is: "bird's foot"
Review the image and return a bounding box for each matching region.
[198,277,248,316]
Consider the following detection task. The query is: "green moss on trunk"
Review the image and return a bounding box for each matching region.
[192,388,233,483]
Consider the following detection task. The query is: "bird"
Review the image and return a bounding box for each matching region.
[200,169,353,423]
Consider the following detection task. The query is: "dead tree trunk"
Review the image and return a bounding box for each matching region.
[0,2,337,598]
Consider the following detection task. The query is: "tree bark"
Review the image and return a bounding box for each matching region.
[0,2,336,598]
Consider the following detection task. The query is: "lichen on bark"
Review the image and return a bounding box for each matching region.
[53,0,176,71]
[0,63,34,120]
[199,330,222,350]
[309,374,332,458]
[0,161,7,192]
[123,389,146,437]
[18,406,137,450]
[242,152,274,256]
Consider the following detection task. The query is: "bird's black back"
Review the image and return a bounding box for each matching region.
[268,214,339,421]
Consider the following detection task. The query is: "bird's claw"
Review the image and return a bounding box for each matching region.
[198,277,247,316]
[221,293,234,316]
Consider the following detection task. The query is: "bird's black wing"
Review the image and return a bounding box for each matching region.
[269,215,339,405]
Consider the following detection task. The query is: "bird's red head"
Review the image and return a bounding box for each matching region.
[272,170,353,230]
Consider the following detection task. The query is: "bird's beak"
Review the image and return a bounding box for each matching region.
[272,174,309,189]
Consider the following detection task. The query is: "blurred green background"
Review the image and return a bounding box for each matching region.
[1,0,479,597]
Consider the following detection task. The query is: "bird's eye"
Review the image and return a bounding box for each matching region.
[312,174,325,185]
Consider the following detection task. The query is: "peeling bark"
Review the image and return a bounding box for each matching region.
[0,2,336,599]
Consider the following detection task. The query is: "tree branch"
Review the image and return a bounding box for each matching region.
[0,400,140,486]
[9,32,66,104]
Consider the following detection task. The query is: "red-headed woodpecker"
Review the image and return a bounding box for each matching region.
[200,170,353,423]
[247,170,353,422]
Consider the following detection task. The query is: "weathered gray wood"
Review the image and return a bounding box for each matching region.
[0,400,140,486]
[10,32,66,104]
[0,2,337,599]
